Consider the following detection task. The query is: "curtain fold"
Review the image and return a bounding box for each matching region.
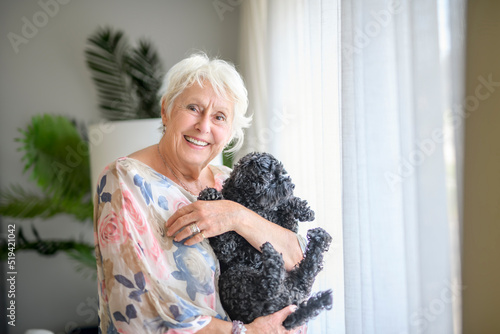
[239,0,343,333]
[237,0,268,157]
[238,0,464,333]
[341,0,465,333]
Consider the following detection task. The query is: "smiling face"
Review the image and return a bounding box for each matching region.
[161,81,234,170]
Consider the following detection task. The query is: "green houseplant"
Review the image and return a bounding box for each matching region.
[85,26,165,120]
[0,114,95,274]
[0,27,166,274]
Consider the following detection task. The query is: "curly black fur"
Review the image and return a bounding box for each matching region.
[198,152,333,329]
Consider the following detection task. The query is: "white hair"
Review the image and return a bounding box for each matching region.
[159,52,251,153]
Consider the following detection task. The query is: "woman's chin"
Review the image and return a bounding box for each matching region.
[182,145,221,165]
[182,152,216,167]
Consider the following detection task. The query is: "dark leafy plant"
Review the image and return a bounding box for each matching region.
[1,28,167,277]
[85,26,164,120]
[0,114,95,275]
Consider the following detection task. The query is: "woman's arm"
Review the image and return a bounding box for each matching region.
[165,200,304,270]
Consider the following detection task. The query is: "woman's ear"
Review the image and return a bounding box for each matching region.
[161,99,168,125]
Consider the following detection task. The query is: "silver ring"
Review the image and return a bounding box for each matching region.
[189,223,200,236]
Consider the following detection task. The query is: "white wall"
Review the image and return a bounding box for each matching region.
[0,1,241,333]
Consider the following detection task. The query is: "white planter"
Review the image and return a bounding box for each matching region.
[88,118,162,197]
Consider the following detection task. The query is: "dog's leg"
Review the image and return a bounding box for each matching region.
[287,228,332,300]
[280,228,333,328]
[259,242,286,296]
[219,266,264,324]
[219,242,288,325]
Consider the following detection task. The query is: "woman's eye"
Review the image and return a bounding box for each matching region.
[187,105,198,112]
[215,114,226,122]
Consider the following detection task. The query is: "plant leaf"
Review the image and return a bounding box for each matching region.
[0,226,94,260]
[0,185,92,222]
[85,27,137,120]
[16,114,91,204]
[65,240,97,270]
[127,39,164,119]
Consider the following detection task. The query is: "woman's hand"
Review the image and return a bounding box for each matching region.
[165,199,304,269]
[245,305,305,334]
[165,200,244,246]
[196,306,306,334]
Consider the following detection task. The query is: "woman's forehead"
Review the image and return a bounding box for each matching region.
[180,81,234,111]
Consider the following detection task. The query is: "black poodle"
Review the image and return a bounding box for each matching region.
[198,152,333,329]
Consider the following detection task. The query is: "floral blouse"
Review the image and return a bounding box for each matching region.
[93,157,232,333]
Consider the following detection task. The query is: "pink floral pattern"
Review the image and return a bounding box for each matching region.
[98,211,128,247]
[94,158,231,333]
[122,189,148,235]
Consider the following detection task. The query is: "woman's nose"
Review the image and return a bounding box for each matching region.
[195,114,211,133]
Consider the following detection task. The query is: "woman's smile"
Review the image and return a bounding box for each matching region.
[184,135,209,147]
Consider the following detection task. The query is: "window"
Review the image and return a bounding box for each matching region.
[238,0,464,333]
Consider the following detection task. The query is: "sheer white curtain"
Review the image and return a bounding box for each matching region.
[238,0,343,333]
[238,0,465,333]
[341,0,465,333]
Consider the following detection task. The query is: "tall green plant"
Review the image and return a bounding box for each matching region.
[1,28,168,277]
[0,114,94,274]
[85,27,164,120]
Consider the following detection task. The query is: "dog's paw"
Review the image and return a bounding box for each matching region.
[306,227,333,250]
[198,187,223,201]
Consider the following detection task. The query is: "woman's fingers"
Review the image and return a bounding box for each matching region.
[247,305,298,333]
[183,229,208,246]
[165,201,219,244]
[270,305,299,334]
[166,208,205,244]
[166,200,238,242]
[165,204,193,230]
[275,305,298,322]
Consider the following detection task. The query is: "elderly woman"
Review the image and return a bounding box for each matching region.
[94,53,305,333]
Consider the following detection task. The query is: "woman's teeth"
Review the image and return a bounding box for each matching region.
[185,136,208,146]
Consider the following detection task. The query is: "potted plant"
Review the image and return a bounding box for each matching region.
[0,114,95,274]
[84,26,166,194]
[0,27,167,274]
